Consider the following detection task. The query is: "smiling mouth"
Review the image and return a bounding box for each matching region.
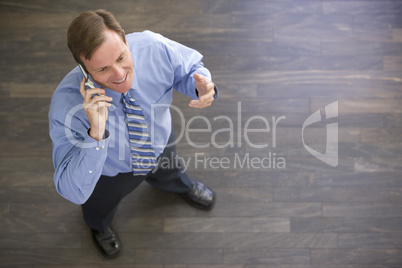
[113,74,127,84]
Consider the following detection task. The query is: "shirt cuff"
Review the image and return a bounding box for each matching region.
[83,129,110,157]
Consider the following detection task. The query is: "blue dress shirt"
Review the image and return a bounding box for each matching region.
[49,31,217,204]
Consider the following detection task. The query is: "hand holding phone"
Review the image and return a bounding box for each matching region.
[78,64,111,141]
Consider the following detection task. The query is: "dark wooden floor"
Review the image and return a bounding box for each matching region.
[1,0,402,267]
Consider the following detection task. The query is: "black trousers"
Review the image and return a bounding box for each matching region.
[81,132,192,231]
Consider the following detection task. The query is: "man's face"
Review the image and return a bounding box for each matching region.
[81,29,134,93]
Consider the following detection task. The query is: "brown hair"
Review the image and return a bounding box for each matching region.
[67,9,125,68]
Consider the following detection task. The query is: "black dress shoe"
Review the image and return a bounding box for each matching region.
[91,227,121,259]
[179,181,216,210]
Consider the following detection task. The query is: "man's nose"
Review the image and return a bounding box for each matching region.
[112,65,125,79]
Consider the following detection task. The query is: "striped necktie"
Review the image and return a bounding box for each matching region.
[122,91,158,175]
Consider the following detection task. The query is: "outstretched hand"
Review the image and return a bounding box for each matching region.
[189,73,216,109]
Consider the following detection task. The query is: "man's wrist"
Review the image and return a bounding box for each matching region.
[88,128,106,141]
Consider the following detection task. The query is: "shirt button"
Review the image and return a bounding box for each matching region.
[89,170,93,174]
[96,147,99,151]
[102,146,105,149]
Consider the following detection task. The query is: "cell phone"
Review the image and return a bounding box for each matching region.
[79,64,95,89]
[79,64,104,96]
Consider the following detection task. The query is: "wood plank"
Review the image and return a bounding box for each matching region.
[196,202,322,217]
[0,187,61,203]
[0,248,222,265]
[223,248,310,265]
[354,14,402,30]
[393,28,402,42]
[316,171,402,187]
[361,127,402,143]
[0,40,72,61]
[311,99,402,114]
[106,217,164,233]
[116,199,198,218]
[0,171,54,188]
[113,232,336,249]
[203,0,322,15]
[9,202,81,219]
[0,59,74,85]
[181,265,402,268]
[384,55,402,71]
[35,262,162,268]
[172,124,359,147]
[184,169,316,187]
[0,12,75,29]
[322,42,402,56]
[255,71,402,99]
[204,55,384,71]
[123,13,232,29]
[35,266,163,268]
[311,248,402,265]
[212,187,274,202]
[147,27,275,43]
[174,95,310,117]
[185,42,321,57]
[280,155,354,173]
[0,202,9,217]
[0,215,84,233]
[99,232,226,249]
[2,83,56,98]
[124,248,222,264]
[338,233,402,249]
[0,157,54,172]
[274,186,402,202]
[164,217,290,233]
[337,143,402,159]
[0,119,52,157]
[191,69,402,99]
[291,217,402,233]
[1,0,203,15]
[0,232,81,249]
[384,114,402,128]
[221,233,337,249]
[354,156,402,172]
[323,1,402,16]
[323,203,402,218]
[274,14,362,43]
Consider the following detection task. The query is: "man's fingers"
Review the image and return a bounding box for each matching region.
[189,96,213,109]
[193,73,204,82]
[82,88,108,103]
[195,73,215,92]
[194,73,207,86]
[84,94,113,107]
[198,95,212,106]
[189,99,202,108]
[79,77,86,98]
[194,73,208,93]
[84,88,107,99]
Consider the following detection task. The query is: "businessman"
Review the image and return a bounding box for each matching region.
[49,9,217,258]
